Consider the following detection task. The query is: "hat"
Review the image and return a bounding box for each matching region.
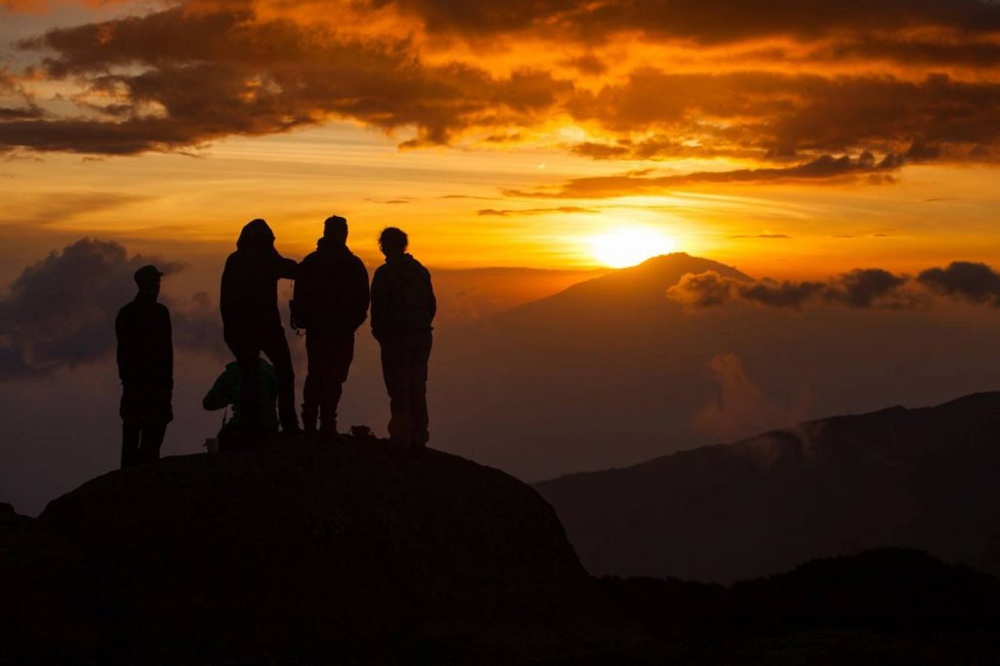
[134,264,164,288]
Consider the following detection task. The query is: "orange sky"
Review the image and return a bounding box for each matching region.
[1,0,999,277]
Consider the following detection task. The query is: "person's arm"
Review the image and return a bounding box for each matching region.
[202,368,235,411]
[370,268,386,341]
[426,269,437,324]
[351,258,371,330]
[115,308,127,382]
[164,306,174,392]
[275,252,298,280]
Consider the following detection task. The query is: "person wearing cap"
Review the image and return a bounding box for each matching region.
[115,264,173,467]
[292,215,370,436]
[370,227,436,452]
[220,219,300,434]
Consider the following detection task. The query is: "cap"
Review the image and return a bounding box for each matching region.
[134,264,164,288]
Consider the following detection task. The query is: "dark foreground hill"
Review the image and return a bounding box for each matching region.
[536,391,1000,583]
[0,440,650,665]
[601,548,1000,665]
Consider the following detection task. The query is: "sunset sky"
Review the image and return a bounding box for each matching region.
[4,0,1000,516]
[2,0,999,276]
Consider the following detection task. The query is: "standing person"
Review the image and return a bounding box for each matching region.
[220,219,300,434]
[116,265,172,467]
[294,215,370,436]
[370,227,436,452]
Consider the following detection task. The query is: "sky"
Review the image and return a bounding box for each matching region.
[2,0,1000,514]
[2,0,999,274]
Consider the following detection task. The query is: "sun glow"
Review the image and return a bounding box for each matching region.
[589,228,677,268]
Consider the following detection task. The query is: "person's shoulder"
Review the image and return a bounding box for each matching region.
[156,302,170,316]
[116,301,134,320]
[348,253,368,272]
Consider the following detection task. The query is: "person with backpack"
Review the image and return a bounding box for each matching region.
[370,227,436,452]
[220,219,299,435]
[293,215,370,436]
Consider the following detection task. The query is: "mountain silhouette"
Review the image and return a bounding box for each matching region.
[536,391,1000,583]
[498,252,751,322]
[601,547,1000,664]
[0,439,649,664]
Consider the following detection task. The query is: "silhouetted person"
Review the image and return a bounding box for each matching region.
[203,358,279,439]
[220,219,299,434]
[371,227,436,452]
[116,265,172,467]
[293,215,370,435]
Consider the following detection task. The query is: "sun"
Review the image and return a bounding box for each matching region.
[589,228,677,268]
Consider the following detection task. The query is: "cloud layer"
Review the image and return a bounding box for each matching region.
[667,263,1000,311]
[1,0,998,189]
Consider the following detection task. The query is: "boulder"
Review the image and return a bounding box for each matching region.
[1,440,645,664]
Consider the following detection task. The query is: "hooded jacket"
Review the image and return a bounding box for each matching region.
[220,219,297,346]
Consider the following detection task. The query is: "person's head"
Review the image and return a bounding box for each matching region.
[134,264,164,297]
[378,227,408,259]
[236,218,275,254]
[323,215,348,245]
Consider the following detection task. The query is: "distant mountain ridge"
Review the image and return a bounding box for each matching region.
[536,391,1000,583]
[499,253,751,321]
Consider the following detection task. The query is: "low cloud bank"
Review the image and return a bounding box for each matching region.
[669,262,1000,311]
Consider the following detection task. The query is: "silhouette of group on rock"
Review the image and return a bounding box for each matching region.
[115,216,436,468]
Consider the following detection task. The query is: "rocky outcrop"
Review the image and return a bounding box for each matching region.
[1,440,646,664]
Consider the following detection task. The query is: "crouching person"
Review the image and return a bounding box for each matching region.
[203,358,279,449]
[370,227,436,453]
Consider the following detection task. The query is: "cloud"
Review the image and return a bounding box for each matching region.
[2,0,999,170]
[823,268,911,308]
[476,206,597,216]
[730,234,791,239]
[506,153,904,199]
[370,0,1000,44]
[1,6,573,154]
[2,191,152,226]
[0,238,225,379]
[668,268,913,310]
[694,352,809,442]
[918,261,1000,306]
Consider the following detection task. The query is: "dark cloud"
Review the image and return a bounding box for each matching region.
[2,1,997,166]
[3,7,572,154]
[568,71,1000,161]
[668,268,913,310]
[739,279,826,308]
[824,268,911,308]
[477,206,597,216]
[373,0,1000,44]
[918,262,1000,306]
[506,153,902,199]
[0,238,224,379]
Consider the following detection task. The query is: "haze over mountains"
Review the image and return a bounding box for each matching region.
[537,392,1000,583]
[4,249,1000,514]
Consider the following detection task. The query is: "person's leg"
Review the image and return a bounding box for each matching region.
[262,329,299,432]
[121,421,141,468]
[409,334,432,450]
[302,333,323,432]
[139,420,168,462]
[321,333,355,435]
[236,349,261,431]
[380,341,411,447]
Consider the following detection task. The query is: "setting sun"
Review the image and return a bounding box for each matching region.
[590,228,677,268]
